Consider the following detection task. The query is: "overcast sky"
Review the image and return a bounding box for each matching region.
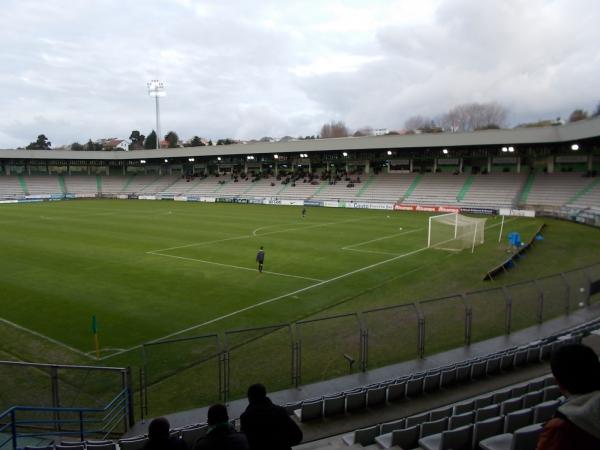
[0,0,599,148]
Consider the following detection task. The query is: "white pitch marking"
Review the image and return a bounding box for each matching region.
[151,217,372,253]
[101,216,522,360]
[100,242,438,360]
[342,248,403,256]
[0,316,96,360]
[148,251,324,282]
[342,228,422,250]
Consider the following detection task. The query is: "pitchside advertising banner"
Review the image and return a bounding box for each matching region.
[394,203,497,215]
[499,208,536,217]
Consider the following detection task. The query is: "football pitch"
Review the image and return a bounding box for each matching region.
[1,199,599,415]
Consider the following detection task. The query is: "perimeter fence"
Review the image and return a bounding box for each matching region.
[140,262,600,417]
[0,361,133,447]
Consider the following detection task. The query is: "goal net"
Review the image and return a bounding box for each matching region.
[428,212,487,252]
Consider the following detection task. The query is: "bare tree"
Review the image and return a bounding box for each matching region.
[440,102,508,132]
[404,115,432,131]
[319,121,350,138]
[569,109,588,122]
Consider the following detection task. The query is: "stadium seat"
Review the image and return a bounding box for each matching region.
[456,363,472,383]
[471,360,487,379]
[345,390,366,413]
[380,418,405,434]
[500,397,524,415]
[500,352,515,370]
[423,372,441,393]
[449,410,475,430]
[533,400,561,423]
[542,385,561,402]
[486,356,502,375]
[366,386,387,407]
[453,399,475,415]
[386,380,406,402]
[342,424,380,446]
[480,423,543,450]
[510,384,529,397]
[492,388,512,404]
[440,367,457,387]
[419,417,449,438]
[406,376,424,397]
[86,444,117,450]
[406,411,430,427]
[418,423,473,450]
[429,405,453,421]
[522,390,544,408]
[117,438,148,450]
[377,425,420,450]
[55,445,84,450]
[514,349,528,367]
[323,394,345,417]
[474,393,494,409]
[295,399,323,421]
[476,403,500,422]
[504,408,534,433]
[527,378,545,392]
[472,416,506,448]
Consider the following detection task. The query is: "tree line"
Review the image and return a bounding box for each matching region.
[23,101,600,149]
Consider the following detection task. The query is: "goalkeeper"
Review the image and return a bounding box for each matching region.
[256,246,265,273]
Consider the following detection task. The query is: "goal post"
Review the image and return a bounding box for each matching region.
[428,212,487,252]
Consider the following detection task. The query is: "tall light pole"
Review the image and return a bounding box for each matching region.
[147,80,165,150]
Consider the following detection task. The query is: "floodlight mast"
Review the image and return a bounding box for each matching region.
[147,80,165,150]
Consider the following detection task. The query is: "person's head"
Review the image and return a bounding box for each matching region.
[207,403,229,426]
[148,417,170,440]
[247,383,267,404]
[551,343,600,396]
[260,246,263,250]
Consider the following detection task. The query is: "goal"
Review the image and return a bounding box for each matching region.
[428,212,487,252]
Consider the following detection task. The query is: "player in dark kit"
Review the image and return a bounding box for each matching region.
[301,207,306,219]
[256,246,265,273]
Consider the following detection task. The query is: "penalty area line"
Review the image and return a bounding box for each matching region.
[147,251,324,282]
[100,242,435,360]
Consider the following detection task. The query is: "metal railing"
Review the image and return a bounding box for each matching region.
[139,262,600,416]
[0,387,131,450]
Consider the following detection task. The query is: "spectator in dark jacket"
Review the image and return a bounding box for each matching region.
[536,343,600,450]
[240,384,303,450]
[194,404,248,450]
[143,417,187,450]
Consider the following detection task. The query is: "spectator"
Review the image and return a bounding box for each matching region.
[240,383,303,450]
[536,343,600,450]
[194,404,248,450]
[143,417,187,450]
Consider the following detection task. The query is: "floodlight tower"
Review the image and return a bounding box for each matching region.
[147,80,166,150]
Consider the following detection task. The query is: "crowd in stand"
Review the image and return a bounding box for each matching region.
[144,383,302,450]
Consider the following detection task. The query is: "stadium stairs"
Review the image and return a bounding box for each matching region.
[122,302,600,443]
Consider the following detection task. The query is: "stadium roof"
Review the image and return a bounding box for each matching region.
[1,117,599,161]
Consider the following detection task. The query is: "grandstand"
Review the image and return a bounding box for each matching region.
[1,171,599,211]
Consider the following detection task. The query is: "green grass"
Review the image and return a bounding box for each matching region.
[1,199,599,416]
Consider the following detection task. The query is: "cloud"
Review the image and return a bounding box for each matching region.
[0,0,599,148]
